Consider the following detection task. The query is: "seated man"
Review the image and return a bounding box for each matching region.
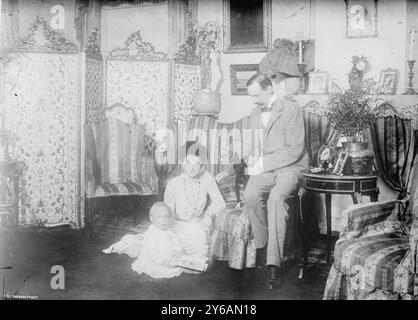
[243,74,308,290]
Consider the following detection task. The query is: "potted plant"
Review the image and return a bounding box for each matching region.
[175,19,223,114]
[327,80,378,175]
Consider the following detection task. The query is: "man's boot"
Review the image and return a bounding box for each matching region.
[265,265,283,290]
[255,246,267,268]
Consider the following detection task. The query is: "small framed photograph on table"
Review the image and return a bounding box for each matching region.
[307,71,330,95]
[377,68,399,95]
[333,150,349,175]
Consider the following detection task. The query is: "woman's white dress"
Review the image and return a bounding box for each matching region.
[164,171,226,261]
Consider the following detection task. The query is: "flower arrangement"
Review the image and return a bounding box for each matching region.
[327,79,378,142]
[175,19,223,89]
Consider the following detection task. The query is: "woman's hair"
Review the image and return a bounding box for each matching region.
[149,202,172,223]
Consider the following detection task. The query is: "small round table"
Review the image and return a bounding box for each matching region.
[300,170,379,271]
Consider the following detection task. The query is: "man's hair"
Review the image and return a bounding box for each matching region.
[149,202,172,222]
[246,73,272,90]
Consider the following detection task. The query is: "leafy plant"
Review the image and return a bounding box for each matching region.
[175,19,223,90]
[327,79,378,142]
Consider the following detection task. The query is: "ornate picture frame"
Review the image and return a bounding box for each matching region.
[307,70,330,95]
[377,68,399,95]
[345,0,378,38]
[332,150,349,176]
[223,0,272,53]
[230,64,259,95]
[317,144,334,168]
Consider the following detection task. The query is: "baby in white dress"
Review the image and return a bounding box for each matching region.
[131,202,184,279]
[103,202,208,279]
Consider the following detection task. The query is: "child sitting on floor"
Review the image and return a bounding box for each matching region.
[103,202,208,279]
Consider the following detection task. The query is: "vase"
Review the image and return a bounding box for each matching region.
[342,142,374,175]
[193,90,221,114]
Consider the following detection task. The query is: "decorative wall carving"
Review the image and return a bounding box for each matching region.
[15,17,78,52]
[5,53,81,227]
[107,30,168,60]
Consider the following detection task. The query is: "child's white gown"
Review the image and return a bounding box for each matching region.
[103,224,184,279]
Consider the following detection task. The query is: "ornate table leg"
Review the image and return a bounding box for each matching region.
[298,188,309,279]
[325,193,332,265]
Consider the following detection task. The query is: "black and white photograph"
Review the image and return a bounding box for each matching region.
[0,0,418,305]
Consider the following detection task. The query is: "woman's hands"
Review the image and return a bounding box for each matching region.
[202,214,214,231]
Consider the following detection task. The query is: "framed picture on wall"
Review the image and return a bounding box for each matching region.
[345,0,378,38]
[377,68,399,95]
[307,71,330,95]
[230,64,259,95]
[223,0,272,53]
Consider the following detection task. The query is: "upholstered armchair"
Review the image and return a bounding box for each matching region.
[84,103,158,233]
[323,156,418,299]
[322,102,418,300]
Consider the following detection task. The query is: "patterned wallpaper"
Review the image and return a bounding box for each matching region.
[105,59,169,135]
[173,63,201,121]
[5,52,82,228]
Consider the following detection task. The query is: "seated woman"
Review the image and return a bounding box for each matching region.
[164,153,226,264]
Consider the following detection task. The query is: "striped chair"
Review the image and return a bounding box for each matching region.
[323,156,418,300]
[85,104,158,234]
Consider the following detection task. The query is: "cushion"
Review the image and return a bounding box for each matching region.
[94,181,154,197]
[334,234,413,293]
[211,207,256,269]
[217,175,244,207]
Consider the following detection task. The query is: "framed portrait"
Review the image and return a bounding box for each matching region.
[332,150,349,176]
[317,144,334,167]
[230,64,259,95]
[377,68,399,95]
[223,0,272,53]
[307,71,330,95]
[345,0,378,38]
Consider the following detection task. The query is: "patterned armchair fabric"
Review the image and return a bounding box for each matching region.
[324,156,418,300]
[85,117,158,199]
